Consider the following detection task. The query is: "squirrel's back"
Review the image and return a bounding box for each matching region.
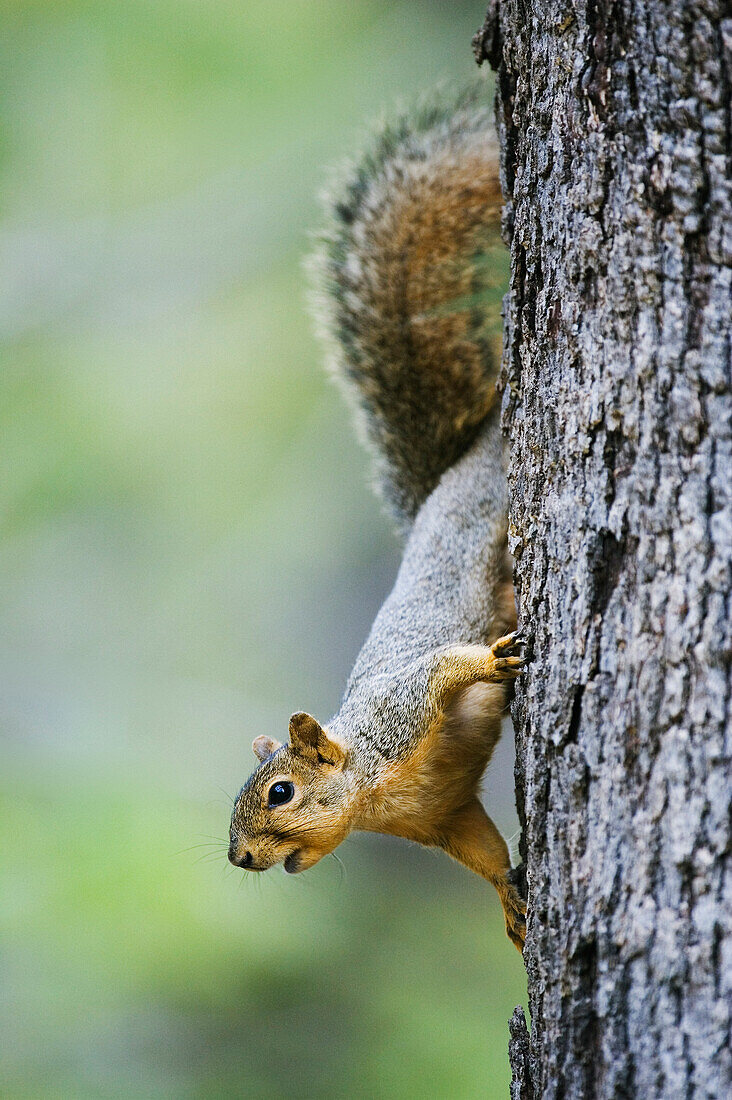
[313,83,505,532]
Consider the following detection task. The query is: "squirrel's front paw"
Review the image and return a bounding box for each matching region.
[489,630,528,680]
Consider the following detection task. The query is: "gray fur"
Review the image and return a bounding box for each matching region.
[331,407,507,777]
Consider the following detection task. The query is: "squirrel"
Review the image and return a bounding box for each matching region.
[228,84,527,951]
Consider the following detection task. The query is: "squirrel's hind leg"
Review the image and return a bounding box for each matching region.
[438,797,526,952]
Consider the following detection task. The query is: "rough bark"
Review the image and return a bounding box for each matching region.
[475,2,731,1097]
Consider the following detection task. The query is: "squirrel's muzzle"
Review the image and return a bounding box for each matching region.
[228,847,255,870]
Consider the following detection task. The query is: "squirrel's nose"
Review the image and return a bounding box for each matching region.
[228,847,253,869]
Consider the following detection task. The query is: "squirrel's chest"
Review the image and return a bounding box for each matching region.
[351,682,503,842]
[353,722,480,842]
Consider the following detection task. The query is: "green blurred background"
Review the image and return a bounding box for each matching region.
[1,2,526,1096]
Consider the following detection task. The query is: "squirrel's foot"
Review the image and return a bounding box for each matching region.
[489,630,528,681]
[506,861,528,902]
[500,879,527,953]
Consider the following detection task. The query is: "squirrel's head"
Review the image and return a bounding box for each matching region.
[228,711,352,874]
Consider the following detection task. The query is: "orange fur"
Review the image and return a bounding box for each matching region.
[364,153,504,438]
[349,640,526,949]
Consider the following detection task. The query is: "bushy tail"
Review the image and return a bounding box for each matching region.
[313,82,506,533]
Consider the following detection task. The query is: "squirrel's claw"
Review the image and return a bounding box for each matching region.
[502,881,527,952]
[490,630,530,680]
[492,628,529,654]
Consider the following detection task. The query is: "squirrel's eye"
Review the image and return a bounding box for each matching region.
[268,781,294,807]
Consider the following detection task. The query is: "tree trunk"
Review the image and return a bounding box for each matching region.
[474,2,731,1097]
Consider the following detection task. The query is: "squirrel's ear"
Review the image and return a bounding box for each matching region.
[288,712,346,769]
[252,735,281,762]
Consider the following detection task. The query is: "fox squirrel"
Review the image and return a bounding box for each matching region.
[228,84,527,950]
